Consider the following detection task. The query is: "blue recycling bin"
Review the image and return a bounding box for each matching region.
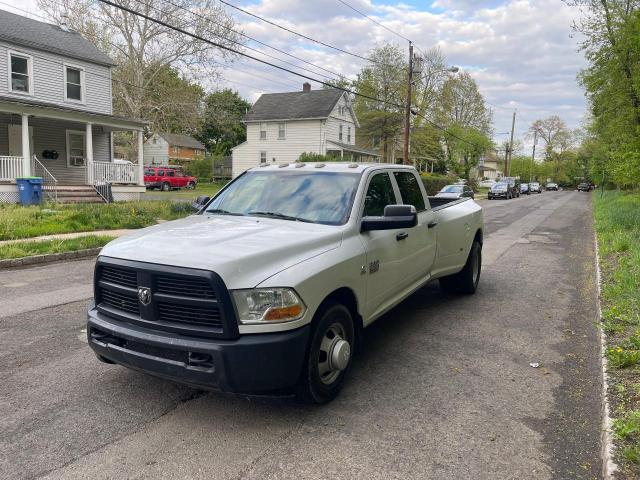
[16,177,44,205]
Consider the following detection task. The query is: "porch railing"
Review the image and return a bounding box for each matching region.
[92,161,138,185]
[0,156,24,181]
[31,155,58,203]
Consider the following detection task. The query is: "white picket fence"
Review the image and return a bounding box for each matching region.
[0,156,24,181]
[92,161,138,184]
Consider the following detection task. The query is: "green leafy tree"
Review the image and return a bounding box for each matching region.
[196,89,251,156]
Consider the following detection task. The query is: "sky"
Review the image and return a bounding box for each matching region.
[8,0,587,150]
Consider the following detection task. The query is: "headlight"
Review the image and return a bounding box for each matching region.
[231,288,306,325]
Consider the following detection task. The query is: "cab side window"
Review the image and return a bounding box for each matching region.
[364,172,396,217]
[393,171,426,211]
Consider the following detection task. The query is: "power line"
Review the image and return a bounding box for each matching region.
[334,0,411,43]
[156,0,348,81]
[127,0,336,82]
[216,0,386,67]
[97,0,490,151]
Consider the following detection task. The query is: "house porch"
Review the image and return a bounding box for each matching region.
[0,97,146,203]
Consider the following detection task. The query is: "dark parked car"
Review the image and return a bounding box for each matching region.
[520,183,530,195]
[577,182,591,192]
[546,182,559,191]
[488,181,519,200]
[435,184,475,200]
[529,182,543,194]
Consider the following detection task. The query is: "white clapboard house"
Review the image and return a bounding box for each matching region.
[231,83,379,178]
[0,10,147,203]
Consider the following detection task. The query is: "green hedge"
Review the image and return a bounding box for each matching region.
[420,173,458,196]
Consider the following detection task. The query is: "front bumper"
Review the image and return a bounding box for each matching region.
[489,191,508,198]
[87,307,310,393]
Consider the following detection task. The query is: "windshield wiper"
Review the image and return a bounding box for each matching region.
[205,209,244,216]
[247,211,315,223]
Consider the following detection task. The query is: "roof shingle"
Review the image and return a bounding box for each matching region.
[0,10,116,66]
[244,88,344,122]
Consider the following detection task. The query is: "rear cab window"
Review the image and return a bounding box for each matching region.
[363,172,397,217]
[393,171,426,211]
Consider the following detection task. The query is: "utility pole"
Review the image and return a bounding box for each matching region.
[529,130,537,183]
[506,110,516,176]
[403,42,413,166]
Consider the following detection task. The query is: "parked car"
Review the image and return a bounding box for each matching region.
[478,180,497,188]
[577,182,591,192]
[546,182,559,191]
[88,163,484,403]
[529,182,543,194]
[435,184,475,200]
[488,182,510,200]
[144,166,197,191]
[520,183,530,195]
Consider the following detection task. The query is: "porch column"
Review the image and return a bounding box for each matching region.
[137,129,144,186]
[86,123,93,185]
[21,114,31,177]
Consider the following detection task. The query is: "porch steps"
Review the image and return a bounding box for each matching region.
[56,185,104,204]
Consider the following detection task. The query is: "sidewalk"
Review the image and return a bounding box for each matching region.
[0,229,133,246]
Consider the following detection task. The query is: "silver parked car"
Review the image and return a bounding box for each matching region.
[435,184,475,200]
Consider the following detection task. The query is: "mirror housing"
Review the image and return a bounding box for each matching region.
[191,195,210,212]
[361,205,418,232]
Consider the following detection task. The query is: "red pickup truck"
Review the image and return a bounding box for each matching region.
[144,166,197,191]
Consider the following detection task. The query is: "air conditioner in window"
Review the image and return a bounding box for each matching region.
[70,156,86,166]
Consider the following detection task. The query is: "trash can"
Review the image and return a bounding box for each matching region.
[16,177,44,205]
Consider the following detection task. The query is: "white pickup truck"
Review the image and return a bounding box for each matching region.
[88,163,483,403]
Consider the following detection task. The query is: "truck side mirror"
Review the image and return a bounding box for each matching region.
[361,205,418,232]
[191,195,210,212]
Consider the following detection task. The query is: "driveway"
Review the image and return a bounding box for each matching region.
[0,191,603,479]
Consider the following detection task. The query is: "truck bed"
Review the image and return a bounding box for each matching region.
[428,196,470,211]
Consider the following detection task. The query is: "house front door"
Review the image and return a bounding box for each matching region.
[8,125,34,157]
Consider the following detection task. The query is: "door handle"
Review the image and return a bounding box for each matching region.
[428,221,438,229]
[396,232,409,241]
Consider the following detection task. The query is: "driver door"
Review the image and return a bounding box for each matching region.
[359,171,404,321]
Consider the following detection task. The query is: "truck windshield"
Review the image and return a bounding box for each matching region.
[205,170,361,225]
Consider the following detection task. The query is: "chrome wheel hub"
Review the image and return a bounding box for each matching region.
[318,323,351,385]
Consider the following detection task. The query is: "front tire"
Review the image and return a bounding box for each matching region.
[297,303,355,404]
[439,241,482,294]
[187,181,196,190]
[162,182,171,192]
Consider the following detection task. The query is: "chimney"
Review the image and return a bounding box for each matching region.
[60,13,69,32]
[302,82,311,93]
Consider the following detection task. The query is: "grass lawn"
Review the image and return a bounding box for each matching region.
[0,235,114,260]
[0,201,193,241]
[144,181,226,200]
[594,191,640,476]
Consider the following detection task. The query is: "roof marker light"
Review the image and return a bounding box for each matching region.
[278,163,289,168]
[314,163,325,168]
[295,163,306,168]
[348,163,358,168]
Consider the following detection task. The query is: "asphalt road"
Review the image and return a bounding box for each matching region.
[0,191,603,480]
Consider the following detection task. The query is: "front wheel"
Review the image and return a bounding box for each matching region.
[162,182,171,192]
[187,181,196,190]
[296,303,354,404]
[439,241,482,294]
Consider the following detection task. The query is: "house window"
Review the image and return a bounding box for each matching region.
[260,123,267,140]
[278,123,285,140]
[339,124,343,141]
[64,65,84,102]
[66,130,86,167]
[260,151,267,163]
[347,126,351,143]
[9,52,33,94]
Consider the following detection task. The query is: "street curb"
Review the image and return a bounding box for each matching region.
[595,234,618,479]
[0,247,101,270]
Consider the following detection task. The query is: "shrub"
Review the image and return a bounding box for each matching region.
[420,173,458,196]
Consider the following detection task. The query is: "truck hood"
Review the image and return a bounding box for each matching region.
[100,214,343,289]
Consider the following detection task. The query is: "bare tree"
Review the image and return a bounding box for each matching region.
[529,115,574,159]
[38,0,242,121]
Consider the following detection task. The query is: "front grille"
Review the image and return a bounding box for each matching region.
[157,302,222,327]
[101,266,137,288]
[100,289,139,315]
[95,259,237,339]
[156,275,216,299]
